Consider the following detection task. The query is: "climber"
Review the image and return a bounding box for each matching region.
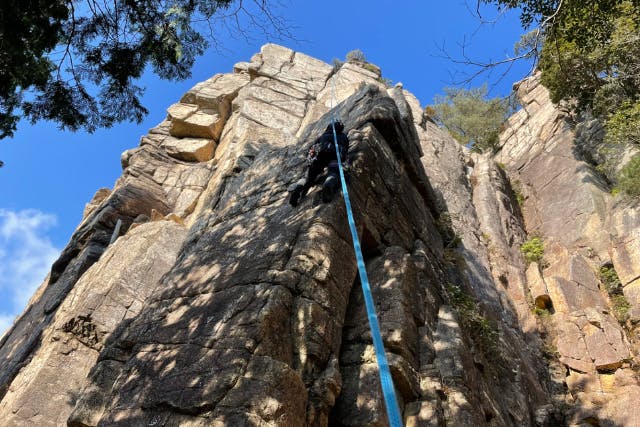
[289,121,349,207]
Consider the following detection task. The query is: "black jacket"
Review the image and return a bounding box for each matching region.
[309,129,349,164]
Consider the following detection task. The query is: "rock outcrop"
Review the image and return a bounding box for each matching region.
[496,74,640,426]
[0,45,638,426]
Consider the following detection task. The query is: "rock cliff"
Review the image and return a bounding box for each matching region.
[0,44,638,426]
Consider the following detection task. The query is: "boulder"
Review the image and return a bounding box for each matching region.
[168,72,250,140]
[167,103,223,139]
[161,137,216,162]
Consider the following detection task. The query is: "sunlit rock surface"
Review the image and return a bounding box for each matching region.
[0,45,638,426]
[497,73,640,426]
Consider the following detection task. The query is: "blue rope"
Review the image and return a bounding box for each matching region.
[330,119,403,427]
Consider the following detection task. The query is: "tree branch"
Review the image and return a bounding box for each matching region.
[441,0,565,87]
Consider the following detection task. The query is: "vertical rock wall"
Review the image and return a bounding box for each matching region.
[496,74,640,426]
[0,45,637,426]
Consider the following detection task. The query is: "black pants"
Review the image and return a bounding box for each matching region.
[290,160,339,205]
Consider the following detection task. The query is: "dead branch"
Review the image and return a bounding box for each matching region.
[440,0,564,87]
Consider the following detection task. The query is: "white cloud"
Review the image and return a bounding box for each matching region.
[0,209,60,337]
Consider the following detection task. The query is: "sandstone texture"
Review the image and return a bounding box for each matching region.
[0,45,638,427]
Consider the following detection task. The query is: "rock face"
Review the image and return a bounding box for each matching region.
[0,45,638,426]
[496,74,640,426]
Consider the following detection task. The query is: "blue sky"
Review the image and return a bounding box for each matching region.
[0,1,530,334]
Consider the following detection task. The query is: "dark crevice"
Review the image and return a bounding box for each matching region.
[328,243,388,424]
[50,246,81,284]
[210,176,230,213]
[145,401,216,417]
[369,117,439,219]
[0,328,43,401]
[327,275,359,426]
[360,222,383,259]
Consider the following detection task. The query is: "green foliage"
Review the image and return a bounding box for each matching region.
[0,0,69,137]
[482,0,563,29]
[0,0,284,138]
[539,1,640,112]
[594,145,620,183]
[363,63,380,74]
[514,29,542,59]
[533,307,551,318]
[611,294,631,323]
[428,84,511,152]
[511,179,526,207]
[483,0,640,106]
[446,284,499,354]
[600,264,622,295]
[538,37,598,108]
[484,0,640,159]
[599,264,631,324]
[520,237,544,264]
[617,153,640,197]
[343,49,383,77]
[605,101,640,146]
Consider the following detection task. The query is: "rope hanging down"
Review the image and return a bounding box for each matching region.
[329,78,403,427]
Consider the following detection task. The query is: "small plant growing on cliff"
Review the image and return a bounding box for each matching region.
[446,284,499,355]
[342,49,385,79]
[520,237,544,264]
[599,264,632,324]
[345,49,367,62]
[617,153,640,197]
[600,265,622,294]
[331,58,344,71]
[611,295,631,323]
[511,180,525,208]
[533,307,551,318]
[363,63,380,74]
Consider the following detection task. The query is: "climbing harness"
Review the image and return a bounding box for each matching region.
[329,77,403,427]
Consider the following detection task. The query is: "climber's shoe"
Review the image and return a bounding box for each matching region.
[289,185,303,207]
[321,175,338,203]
